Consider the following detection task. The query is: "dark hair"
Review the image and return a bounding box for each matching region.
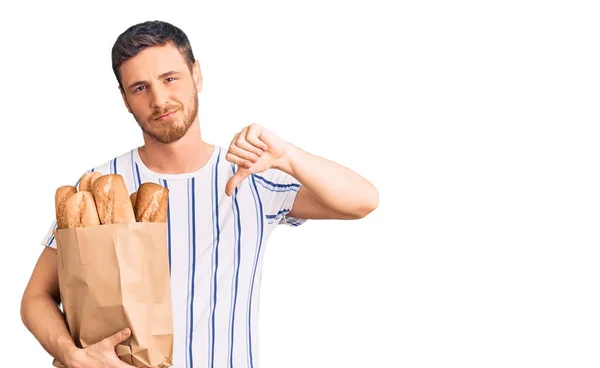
[111,20,196,88]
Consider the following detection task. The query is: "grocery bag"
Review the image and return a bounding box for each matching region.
[52,222,173,367]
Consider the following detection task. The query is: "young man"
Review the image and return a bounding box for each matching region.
[20,20,378,368]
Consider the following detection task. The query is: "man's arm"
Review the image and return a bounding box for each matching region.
[277,143,378,220]
[20,247,77,364]
[225,123,379,220]
[21,247,136,368]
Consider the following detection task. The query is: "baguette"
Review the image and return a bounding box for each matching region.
[134,183,169,222]
[55,186,77,229]
[78,172,103,192]
[92,174,136,224]
[130,192,137,209]
[65,191,101,228]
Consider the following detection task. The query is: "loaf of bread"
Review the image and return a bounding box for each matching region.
[55,186,77,229]
[78,172,103,192]
[92,174,136,224]
[134,183,169,222]
[65,191,101,228]
[130,192,137,209]
[54,173,169,229]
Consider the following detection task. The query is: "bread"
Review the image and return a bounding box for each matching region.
[78,172,103,192]
[55,186,77,229]
[134,183,169,222]
[54,174,169,228]
[130,192,137,209]
[92,174,136,224]
[65,191,101,228]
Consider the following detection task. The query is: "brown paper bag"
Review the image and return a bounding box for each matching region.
[52,222,174,368]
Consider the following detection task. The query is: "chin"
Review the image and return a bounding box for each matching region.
[144,125,189,144]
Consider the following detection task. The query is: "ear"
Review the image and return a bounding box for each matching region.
[192,60,203,93]
[119,85,132,114]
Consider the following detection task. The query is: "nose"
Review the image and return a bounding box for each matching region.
[150,84,169,109]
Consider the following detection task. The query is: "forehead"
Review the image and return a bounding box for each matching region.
[120,43,189,83]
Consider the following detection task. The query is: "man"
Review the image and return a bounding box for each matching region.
[20,20,378,368]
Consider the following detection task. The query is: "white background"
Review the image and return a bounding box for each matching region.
[1,0,599,367]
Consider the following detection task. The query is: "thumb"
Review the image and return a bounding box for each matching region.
[226,170,249,197]
[106,327,131,347]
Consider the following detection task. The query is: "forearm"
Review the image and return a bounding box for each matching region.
[276,143,379,218]
[21,294,76,366]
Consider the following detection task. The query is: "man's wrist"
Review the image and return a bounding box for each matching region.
[275,142,299,175]
[56,334,78,367]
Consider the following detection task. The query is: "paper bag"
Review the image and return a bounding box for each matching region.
[52,222,174,368]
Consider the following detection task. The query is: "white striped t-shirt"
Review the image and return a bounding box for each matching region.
[41,145,306,368]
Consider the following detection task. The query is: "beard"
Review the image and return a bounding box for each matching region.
[133,92,199,144]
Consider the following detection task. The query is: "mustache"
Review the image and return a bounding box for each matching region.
[151,105,181,120]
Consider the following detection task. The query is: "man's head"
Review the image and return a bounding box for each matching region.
[112,21,202,144]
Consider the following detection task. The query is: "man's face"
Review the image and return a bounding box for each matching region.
[119,43,202,144]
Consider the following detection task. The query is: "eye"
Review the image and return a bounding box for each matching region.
[166,77,176,82]
[133,86,146,93]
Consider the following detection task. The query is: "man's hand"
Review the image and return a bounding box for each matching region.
[225,123,289,196]
[61,327,136,368]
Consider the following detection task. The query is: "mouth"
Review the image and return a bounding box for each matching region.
[155,110,177,121]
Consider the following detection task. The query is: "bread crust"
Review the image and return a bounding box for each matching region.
[78,172,103,192]
[55,185,77,229]
[92,174,136,224]
[130,192,137,209]
[65,191,101,228]
[134,183,169,222]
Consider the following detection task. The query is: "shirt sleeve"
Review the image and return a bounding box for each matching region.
[41,220,59,249]
[252,168,307,227]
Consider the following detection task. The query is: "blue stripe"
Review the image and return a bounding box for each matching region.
[208,160,216,366]
[190,177,197,368]
[208,149,222,368]
[247,175,264,368]
[109,158,116,174]
[228,163,242,368]
[266,209,290,219]
[131,151,139,190]
[186,179,193,368]
[276,218,303,226]
[255,179,299,193]
[254,174,300,189]
[162,179,172,272]
[135,163,142,187]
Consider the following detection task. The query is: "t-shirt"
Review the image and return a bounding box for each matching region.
[41,145,306,368]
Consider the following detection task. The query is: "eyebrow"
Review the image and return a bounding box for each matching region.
[127,71,181,90]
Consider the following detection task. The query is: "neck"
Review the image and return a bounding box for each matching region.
[138,119,214,174]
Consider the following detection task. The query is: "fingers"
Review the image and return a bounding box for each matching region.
[225,123,271,196]
[225,171,249,197]
[106,327,131,347]
[246,124,268,151]
[226,150,255,169]
[229,134,263,166]
[232,126,266,156]
[106,328,135,367]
